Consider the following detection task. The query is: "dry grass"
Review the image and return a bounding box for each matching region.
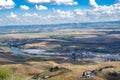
[0,31,105,39]
[0,58,120,80]
[24,41,61,49]
[0,47,10,52]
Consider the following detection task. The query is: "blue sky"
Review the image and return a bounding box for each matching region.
[0,0,120,26]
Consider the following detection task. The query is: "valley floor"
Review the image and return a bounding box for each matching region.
[0,30,120,80]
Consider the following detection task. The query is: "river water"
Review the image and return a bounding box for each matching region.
[10,47,120,61]
[11,47,61,56]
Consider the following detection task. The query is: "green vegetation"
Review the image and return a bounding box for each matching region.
[49,66,61,72]
[2,76,28,80]
[33,70,50,79]
[0,67,28,80]
[0,67,13,79]
[33,66,72,80]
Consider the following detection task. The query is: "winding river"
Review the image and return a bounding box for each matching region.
[11,47,61,56]
[10,47,120,61]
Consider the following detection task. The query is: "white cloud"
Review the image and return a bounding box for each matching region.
[20,5,30,10]
[74,9,86,16]
[116,0,120,3]
[44,3,120,23]
[0,0,15,9]
[23,12,39,17]
[1,1,120,26]
[74,3,120,22]
[54,9,74,18]
[0,18,3,21]
[9,12,17,18]
[89,0,99,8]
[33,13,39,16]
[2,12,20,26]
[27,0,77,5]
[35,5,47,10]
[53,0,78,5]
[23,13,33,17]
[27,0,51,4]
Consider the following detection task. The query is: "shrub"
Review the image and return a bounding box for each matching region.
[49,66,60,72]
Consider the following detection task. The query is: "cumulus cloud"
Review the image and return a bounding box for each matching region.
[23,13,33,17]
[27,0,77,5]
[23,12,39,17]
[116,0,120,3]
[54,9,74,18]
[74,3,120,22]
[0,19,3,21]
[20,5,30,10]
[74,9,86,16]
[0,0,15,9]
[9,12,17,18]
[33,13,39,16]
[1,0,120,26]
[53,0,78,5]
[27,0,51,4]
[35,5,47,10]
[27,3,120,24]
[89,0,99,8]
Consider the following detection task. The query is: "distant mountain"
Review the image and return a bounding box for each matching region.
[0,21,120,34]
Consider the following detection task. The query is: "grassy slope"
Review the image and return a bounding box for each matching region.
[0,52,120,80]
